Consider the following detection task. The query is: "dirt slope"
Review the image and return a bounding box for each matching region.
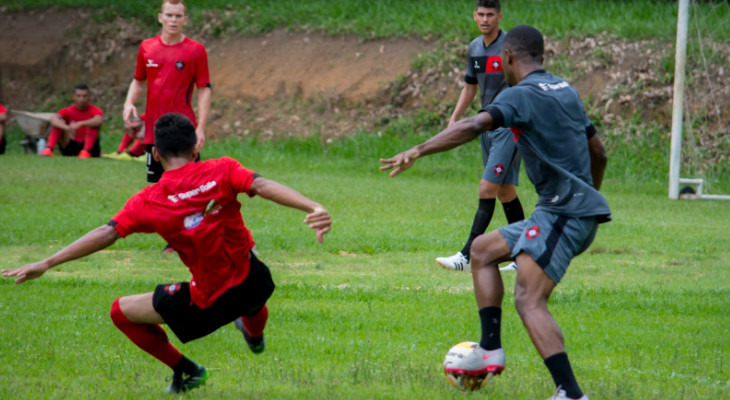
[1,8,728,153]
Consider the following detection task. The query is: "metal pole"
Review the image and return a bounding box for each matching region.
[669,0,689,199]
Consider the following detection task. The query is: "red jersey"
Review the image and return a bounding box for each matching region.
[110,157,258,308]
[134,36,210,144]
[57,104,104,143]
[0,104,6,114]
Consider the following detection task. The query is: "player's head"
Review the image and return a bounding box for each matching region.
[473,0,502,36]
[502,25,544,85]
[159,0,188,35]
[476,0,500,12]
[72,83,91,109]
[154,113,197,160]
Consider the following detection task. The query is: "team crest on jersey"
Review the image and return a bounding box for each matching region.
[526,225,540,240]
[164,283,181,295]
[494,164,504,176]
[175,60,185,70]
[184,212,204,230]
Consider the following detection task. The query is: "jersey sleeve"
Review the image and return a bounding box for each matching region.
[485,87,529,129]
[0,104,6,114]
[57,106,71,122]
[91,105,104,117]
[223,157,258,197]
[195,44,211,89]
[134,43,147,81]
[108,192,150,238]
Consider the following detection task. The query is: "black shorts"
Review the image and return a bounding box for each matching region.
[152,252,275,343]
[146,144,201,183]
[60,139,101,157]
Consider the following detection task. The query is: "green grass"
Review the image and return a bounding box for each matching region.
[1,132,729,399]
[4,0,730,40]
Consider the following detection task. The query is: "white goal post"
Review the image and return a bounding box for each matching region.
[668,0,730,200]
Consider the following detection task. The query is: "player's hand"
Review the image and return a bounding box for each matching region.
[2,261,50,284]
[304,207,331,244]
[379,148,419,177]
[195,127,206,152]
[123,104,138,125]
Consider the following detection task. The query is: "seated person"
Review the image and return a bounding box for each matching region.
[40,83,104,158]
[0,104,7,155]
[105,113,146,161]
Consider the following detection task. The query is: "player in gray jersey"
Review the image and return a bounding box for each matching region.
[380,25,608,400]
[436,0,525,273]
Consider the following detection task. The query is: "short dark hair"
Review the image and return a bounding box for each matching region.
[504,25,544,63]
[74,83,89,91]
[154,113,197,158]
[476,0,500,11]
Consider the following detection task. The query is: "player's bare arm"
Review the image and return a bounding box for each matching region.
[123,79,145,124]
[194,86,212,151]
[449,83,478,126]
[70,114,104,130]
[380,111,495,177]
[588,133,607,190]
[49,113,72,131]
[2,225,121,284]
[249,177,332,243]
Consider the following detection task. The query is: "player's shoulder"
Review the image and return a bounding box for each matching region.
[183,37,208,52]
[89,104,104,114]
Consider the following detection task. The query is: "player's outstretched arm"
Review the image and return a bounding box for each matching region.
[249,177,332,243]
[2,225,121,284]
[379,111,494,177]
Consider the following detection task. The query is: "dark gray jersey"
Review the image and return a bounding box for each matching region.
[465,30,508,108]
[485,71,611,222]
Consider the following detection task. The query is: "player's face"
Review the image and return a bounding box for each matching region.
[72,89,91,109]
[473,7,502,36]
[158,3,188,36]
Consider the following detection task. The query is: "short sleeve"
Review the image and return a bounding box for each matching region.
[0,104,6,114]
[57,106,71,121]
[195,44,211,88]
[223,157,258,197]
[109,192,149,238]
[489,87,528,128]
[92,105,104,117]
[134,43,147,81]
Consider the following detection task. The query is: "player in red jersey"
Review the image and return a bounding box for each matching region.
[123,0,211,183]
[3,113,332,394]
[40,83,104,158]
[104,113,146,161]
[0,104,7,155]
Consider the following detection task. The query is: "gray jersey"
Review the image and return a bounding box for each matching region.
[485,70,611,222]
[465,30,508,109]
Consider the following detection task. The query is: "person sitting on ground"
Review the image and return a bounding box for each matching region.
[3,112,332,394]
[105,113,146,161]
[0,103,7,155]
[40,83,104,158]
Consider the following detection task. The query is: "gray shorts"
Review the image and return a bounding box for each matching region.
[480,127,521,185]
[498,209,598,284]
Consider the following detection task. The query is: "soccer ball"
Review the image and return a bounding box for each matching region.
[443,341,490,391]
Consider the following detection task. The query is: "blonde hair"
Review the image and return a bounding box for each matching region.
[161,0,186,13]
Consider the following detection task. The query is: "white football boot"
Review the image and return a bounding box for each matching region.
[499,262,518,272]
[436,252,470,271]
[547,388,589,400]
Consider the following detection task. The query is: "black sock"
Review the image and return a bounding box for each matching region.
[172,355,198,376]
[544,352,583,399]
[501,196,525,224]
[461,198,496,260]
[478,306,502,350]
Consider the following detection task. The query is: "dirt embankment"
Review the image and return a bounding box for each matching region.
[1,7,728,157]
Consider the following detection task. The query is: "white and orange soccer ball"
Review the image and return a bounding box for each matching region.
[443,341,505,391]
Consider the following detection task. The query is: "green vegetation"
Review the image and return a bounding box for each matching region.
[4,0,730,40]
[1,131,729,399]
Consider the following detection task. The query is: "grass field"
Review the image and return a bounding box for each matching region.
[1,131,729,399]
[2,0,730,398]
